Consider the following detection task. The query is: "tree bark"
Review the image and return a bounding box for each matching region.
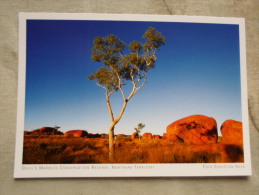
[107,100,128,161]
[108,124,115,161]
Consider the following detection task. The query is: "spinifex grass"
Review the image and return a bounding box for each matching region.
[23,136,243,164]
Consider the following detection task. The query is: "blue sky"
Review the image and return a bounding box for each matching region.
[25,19,242,135]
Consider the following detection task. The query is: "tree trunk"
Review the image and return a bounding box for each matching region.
[107,100,128,161]
[109,125,115,161]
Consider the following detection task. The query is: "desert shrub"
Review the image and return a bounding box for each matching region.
[222,144,244,162]
[23,136,241,164]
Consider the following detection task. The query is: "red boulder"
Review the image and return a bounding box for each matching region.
[64,130,88,138]
[162,133,167,139]
[116,134,126,138]
[168,134,184,143]
[220,120,243,145]
[39,127,63,135]
[166,115,218,144]
[142,133,153,140]
[24,131,31,136]
[153,135,161,140]
[28,127,63,136]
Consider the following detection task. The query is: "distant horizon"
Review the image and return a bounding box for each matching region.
[24,19,242,136]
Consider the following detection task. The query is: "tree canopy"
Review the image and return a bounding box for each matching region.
[135,123,145,134]
[88,27,165,97]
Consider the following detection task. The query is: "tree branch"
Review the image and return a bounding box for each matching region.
[111,67,127,101]
[106,89,116,98]
[136,72,148,91]
[130,67,137,87]
[96,82,107,90]
[127,80,137,101]
[119,87,126,100]
[118,52,126,60]
[127,71,148,101]
[114,100,128,124]
[106,95,115,122]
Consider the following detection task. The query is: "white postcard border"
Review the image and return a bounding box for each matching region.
[14,13,251,178]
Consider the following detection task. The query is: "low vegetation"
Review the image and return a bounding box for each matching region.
[23,135,243,164]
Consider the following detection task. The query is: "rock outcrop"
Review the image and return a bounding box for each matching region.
[64,130,88,138]
[39,127,63,135]
[26,127,63,136]
[162,133,167,139]
[153,135,161,140]
[166,115,218,144]
[168,134,184,143]
[142,133,153,140]
[24,131,31,136]
[220,120,243,145]
[116,134,126,138]
[219,120,244,163]
[131,132,139,140]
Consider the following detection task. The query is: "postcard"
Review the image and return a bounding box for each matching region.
[14,13,251,178]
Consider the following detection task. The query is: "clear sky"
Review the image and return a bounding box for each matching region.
[25,19,242,135]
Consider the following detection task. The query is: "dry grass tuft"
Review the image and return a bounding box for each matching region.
[23,136,243,164]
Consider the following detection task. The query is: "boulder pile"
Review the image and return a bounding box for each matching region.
[165,115,244,162]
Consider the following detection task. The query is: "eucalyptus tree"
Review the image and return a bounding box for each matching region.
[134,123,145,141]
[88,27,165,160]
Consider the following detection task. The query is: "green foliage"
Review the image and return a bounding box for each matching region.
[134,123,145,134]
[88,27,165,92]
[143,27,165,49]
[129,41,142,52]
[89,67,119,91]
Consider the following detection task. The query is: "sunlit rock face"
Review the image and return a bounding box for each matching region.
[166,115,218,144]
[64,130,88,138]
[153,135,161,140]
[220,120,243,145]
[142,133,153,140]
